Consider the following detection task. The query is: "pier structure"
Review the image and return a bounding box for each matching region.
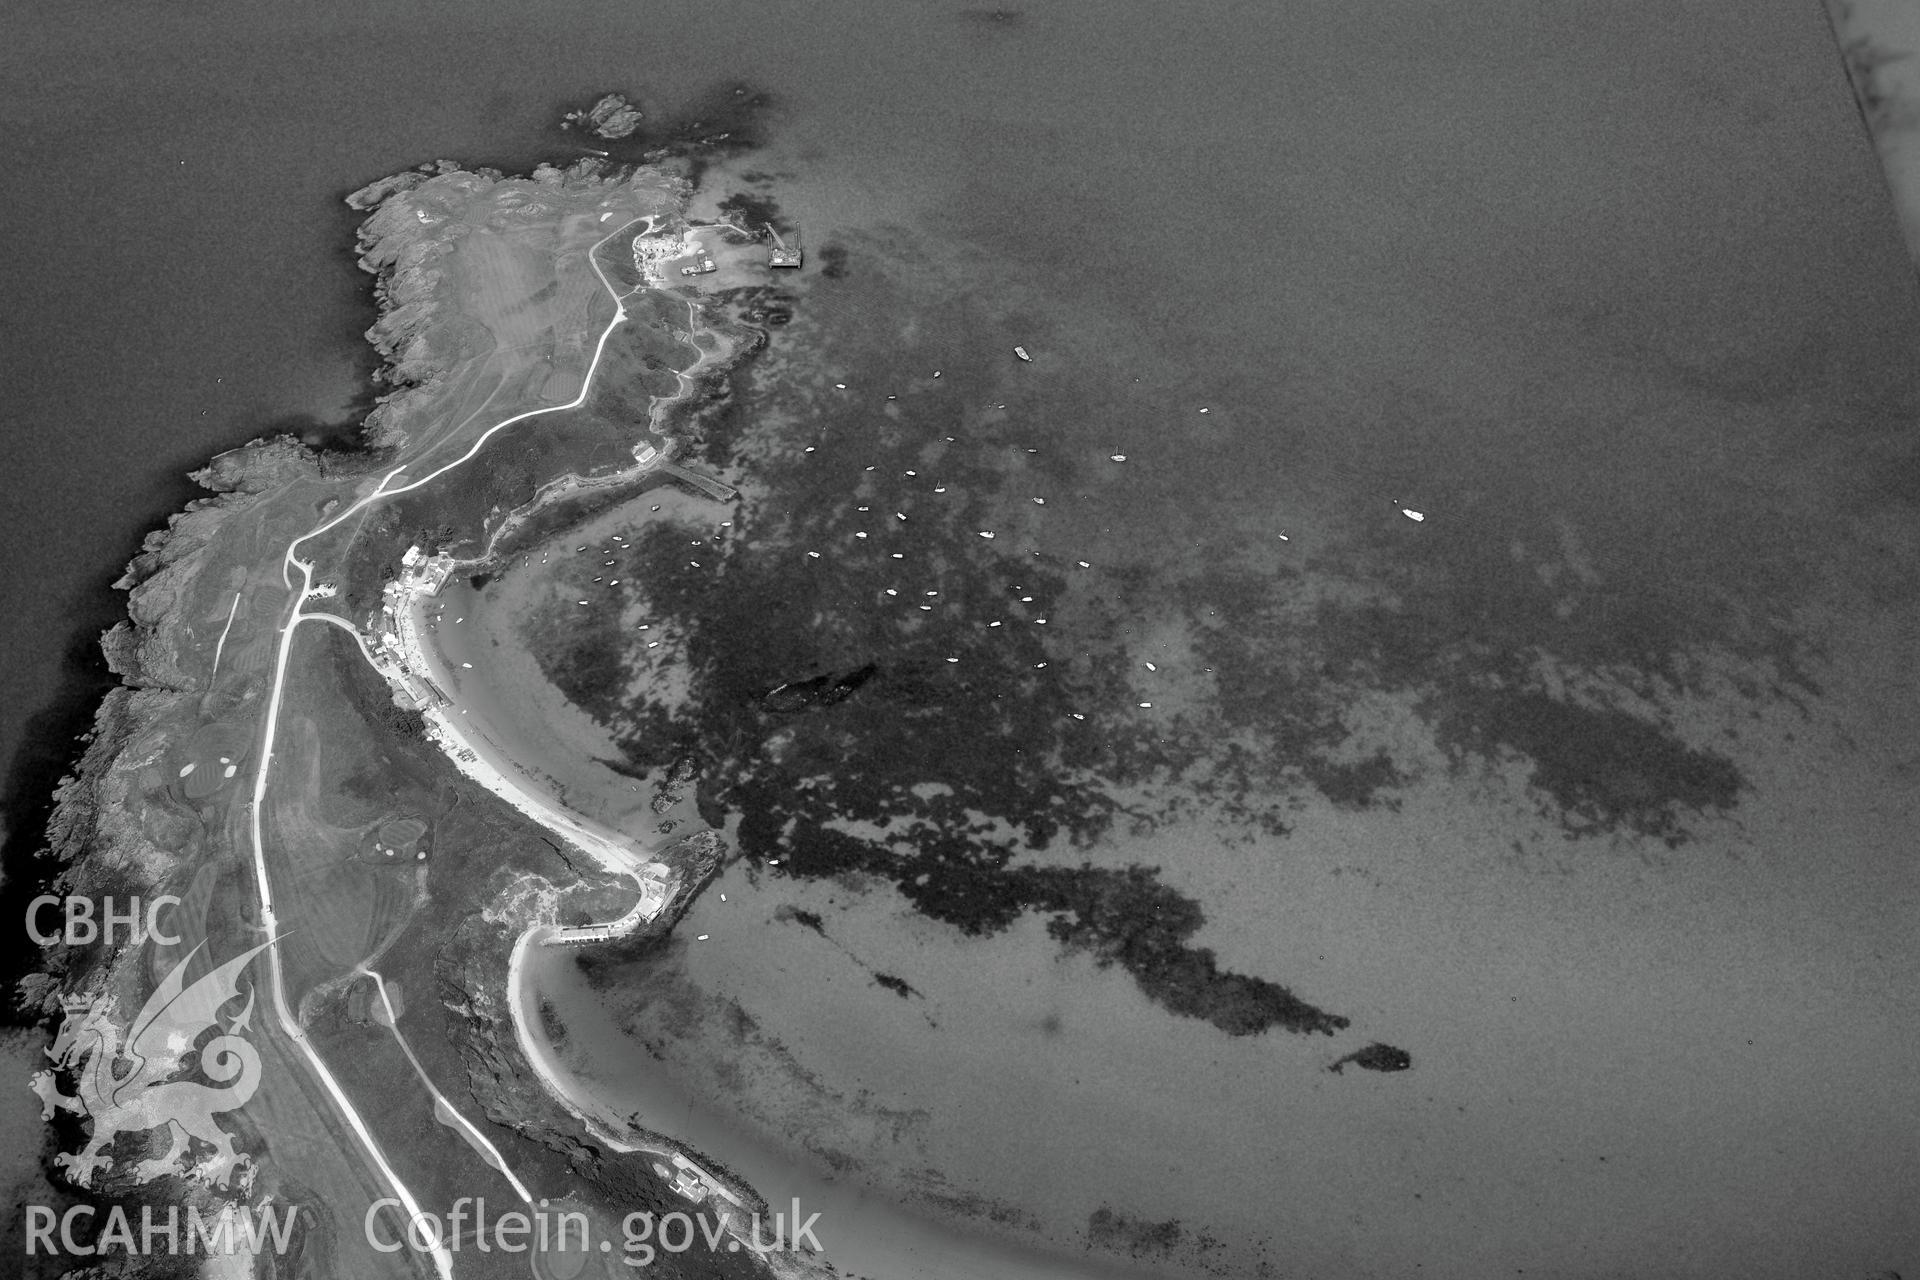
[655,1153,751,1208]
[765,223,802,268]
[545,864,676,947]
[658,458,739,502]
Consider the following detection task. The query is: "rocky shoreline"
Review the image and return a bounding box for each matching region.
[22,433,333,1016]
[15,144,819,1278]
[17,148,502,1016]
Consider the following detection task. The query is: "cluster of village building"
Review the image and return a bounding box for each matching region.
[371,545,455,710]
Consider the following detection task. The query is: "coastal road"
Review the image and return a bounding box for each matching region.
[239,209,659,1277]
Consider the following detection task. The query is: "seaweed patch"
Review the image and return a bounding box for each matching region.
[511,233,1812,1049]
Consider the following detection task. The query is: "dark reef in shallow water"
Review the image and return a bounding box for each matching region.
[513,232,1809,1058]
[1330,1042,1412,1074]
[774,905,826,937]
[716,191,789,235]
[558,83,774,181]
[744,812,1348,1037]
[526,489,1354,1034]
[759,663,876,713]
[872,972,918,999]
[816,244,849,279]
[1433,690,1741,846]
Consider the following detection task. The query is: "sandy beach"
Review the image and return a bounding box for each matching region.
[510,930,1142,1279]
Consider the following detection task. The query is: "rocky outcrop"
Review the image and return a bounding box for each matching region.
[18,434,325,1018]
[437,919,602,1165]
[110,437,322,690]
[349,182,465,430]
[344,158,674,448]
[565,93,647,140]
[15,155,516,1060]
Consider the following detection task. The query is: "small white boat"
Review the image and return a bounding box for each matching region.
[1013,345,1031,361]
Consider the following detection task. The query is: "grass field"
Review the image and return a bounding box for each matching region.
[32,165,727,1278]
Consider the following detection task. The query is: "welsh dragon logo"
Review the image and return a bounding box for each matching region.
[31,940,273,1190]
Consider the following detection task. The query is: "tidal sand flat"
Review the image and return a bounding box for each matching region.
[514,933,1130,1280]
